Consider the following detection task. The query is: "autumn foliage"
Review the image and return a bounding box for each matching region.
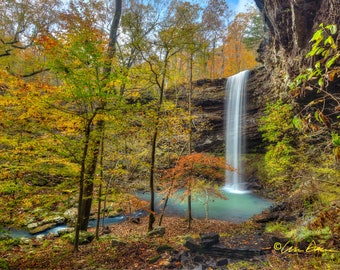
[162,152,234,187]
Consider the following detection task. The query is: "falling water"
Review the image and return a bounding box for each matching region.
[224,70,250,194]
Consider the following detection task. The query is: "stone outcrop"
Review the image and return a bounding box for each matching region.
[190,70,270,154]
[191,79,225,153]
[255,0,340,94]
[190,0,339,156]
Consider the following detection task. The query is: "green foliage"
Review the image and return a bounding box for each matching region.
[289,23,339,147]
[0,181,21,196]
[331,132,340,146]
[265,221,292,234]
[264,141,295,179]
[287,226,332,243]
[259,99,294,143]
[290,24,339,91]
[243,11,265,50]
[0,258,9,270]
[259,99,295,181]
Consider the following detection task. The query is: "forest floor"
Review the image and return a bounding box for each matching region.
[1,214,338,269]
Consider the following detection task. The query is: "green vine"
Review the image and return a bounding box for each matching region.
[290,23,340,161]
[290,24,339,92]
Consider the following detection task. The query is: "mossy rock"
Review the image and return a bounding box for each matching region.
[29,223,56,234]
[62,231,95,245]
[147,226,165,237]
[111,238,127,247]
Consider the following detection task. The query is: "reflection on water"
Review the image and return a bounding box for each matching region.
[137,189,271,222]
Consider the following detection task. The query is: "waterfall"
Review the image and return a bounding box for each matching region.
[224,70,250,194]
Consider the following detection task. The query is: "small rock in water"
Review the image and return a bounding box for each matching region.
[29,223,56,234]
[27,222,38,229]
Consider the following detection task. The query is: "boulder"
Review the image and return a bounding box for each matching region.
[216,258,229,267]
[62,231,94,245]
[29,223,56,234]
[57,228,74,237]
[63,208,78,225]
[111,238,127,247]
[200,232,220,248]
[184,237,201,252]
[147,226,165,237]
[27,222,38,230]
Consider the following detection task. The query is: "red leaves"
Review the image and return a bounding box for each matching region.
[162,152,234,185]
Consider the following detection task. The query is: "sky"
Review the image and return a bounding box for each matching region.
[228,0,256,14]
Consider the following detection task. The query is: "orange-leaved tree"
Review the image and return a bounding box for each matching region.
[160,152,234,228]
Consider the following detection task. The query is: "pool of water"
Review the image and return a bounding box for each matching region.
[2,191,271,238]
[137,189,272,222]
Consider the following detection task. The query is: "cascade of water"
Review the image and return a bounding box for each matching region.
[223,70,250,194]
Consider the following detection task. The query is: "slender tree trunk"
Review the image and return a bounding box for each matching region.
[74,119,93,252]
[158,178,175,226]
[147,51,169,231]
[148,128,157,231]
[104,0,122,76]
[187,55,194,229]
[102,176,113,227]
[96,127,105,239]
[96,180,102,239]
[80,120,104,231]
[188,192,192,229]
[158,190,169,227]
[204,189,209,220]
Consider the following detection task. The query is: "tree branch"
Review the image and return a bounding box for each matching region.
[7,67,50,78]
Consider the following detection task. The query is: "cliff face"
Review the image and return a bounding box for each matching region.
[191,0,339,155]
[191,68,269,154]
[255,0,340,83]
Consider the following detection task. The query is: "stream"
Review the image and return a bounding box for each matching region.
[2,190,271,239]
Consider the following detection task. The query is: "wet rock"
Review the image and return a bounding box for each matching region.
[57,228,74,237]
[27,222,38,230]
[29,223,56,234]
[130,217,140,224]
[52,216,66,225]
